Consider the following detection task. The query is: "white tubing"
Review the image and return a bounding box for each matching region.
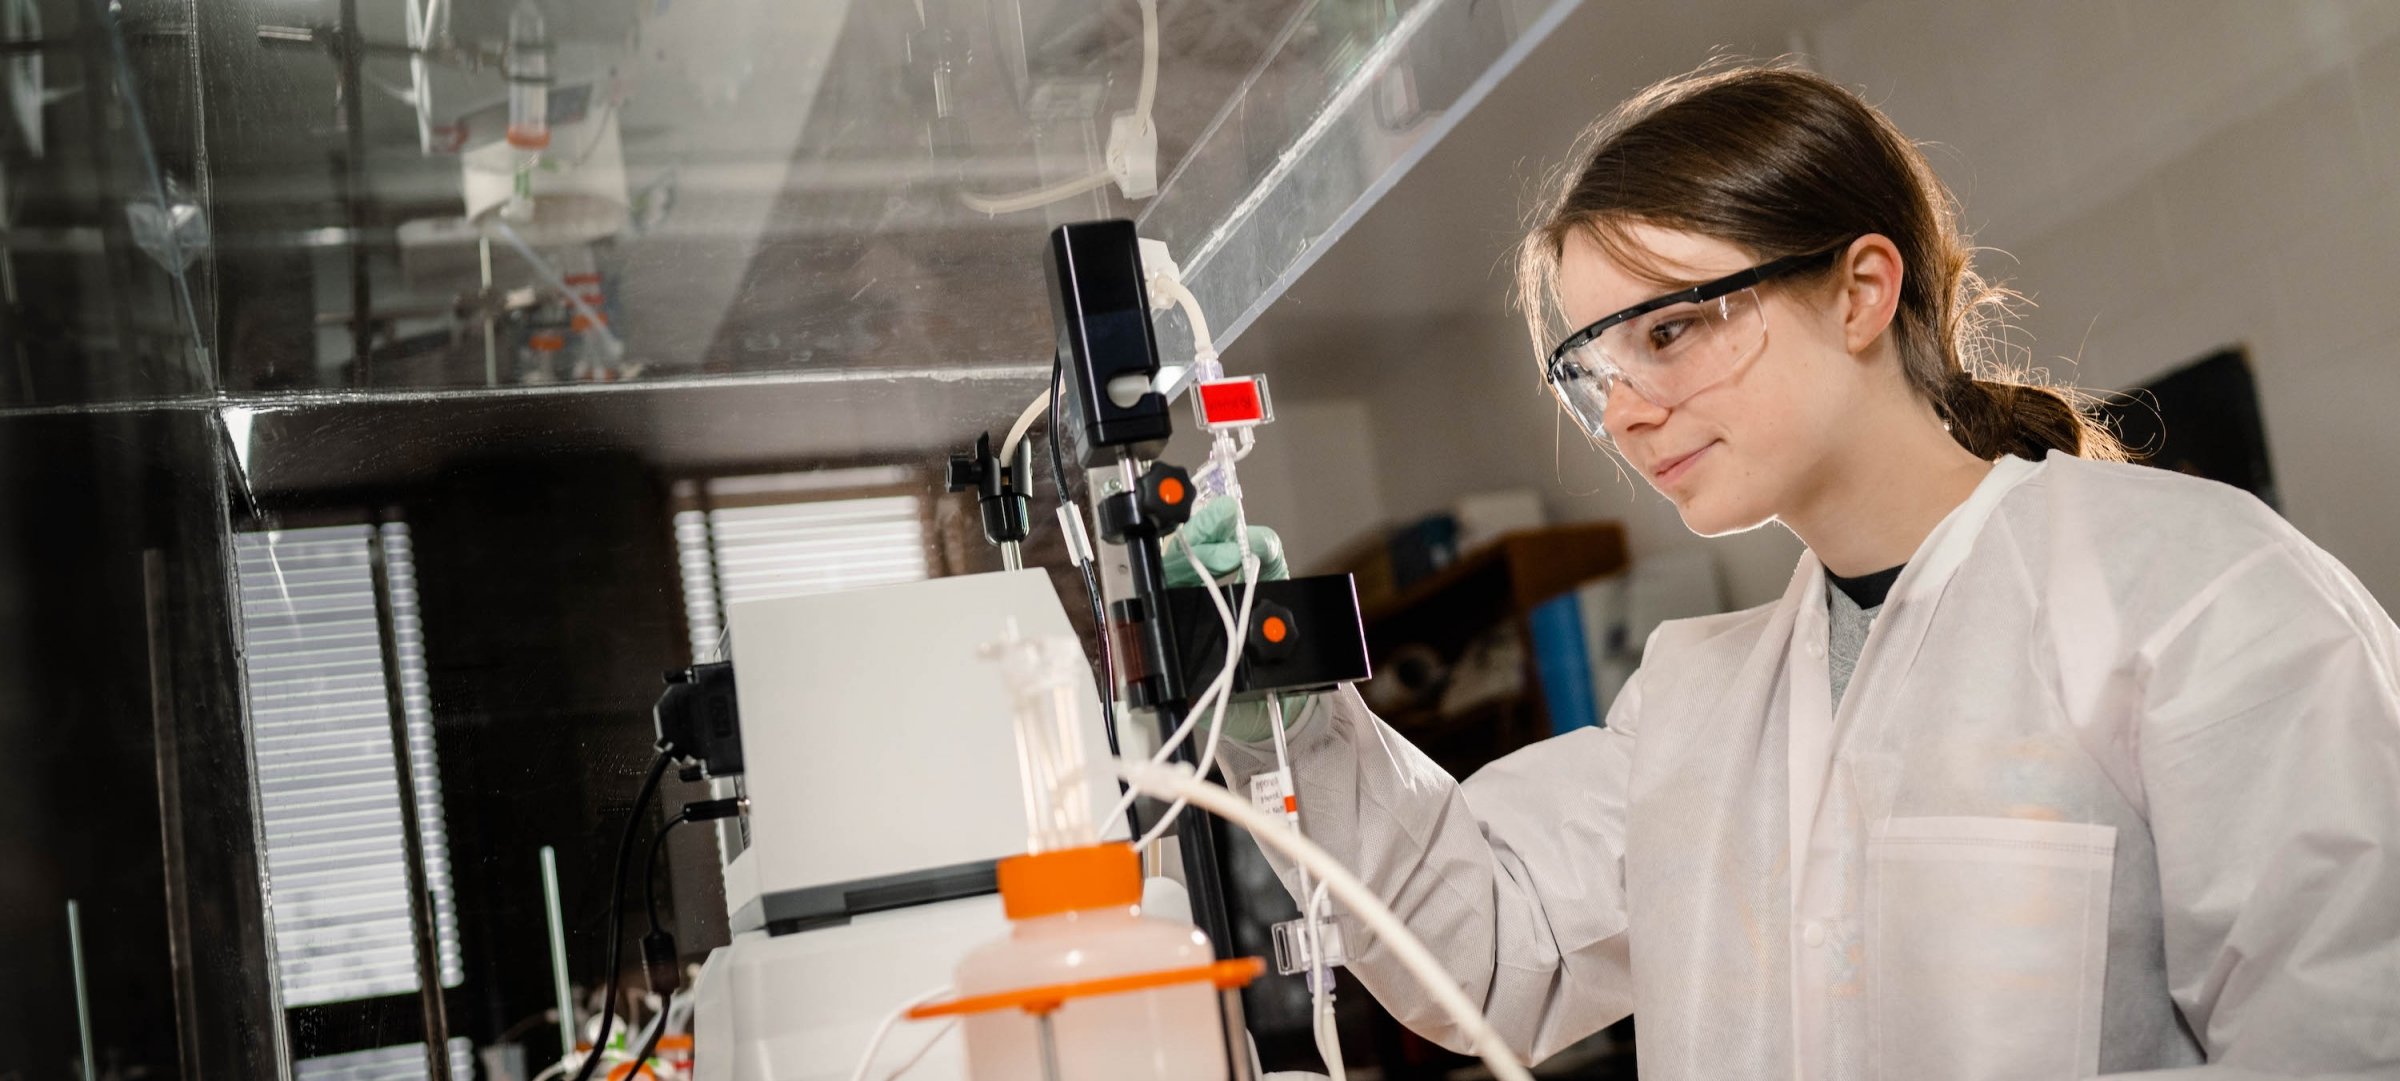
[998,389,1051,464]
[1135,0,1159,122]
[880,1019,957,1081]
[1185,502,1258,788]
[1135,544,1255,848]
[486,219,626,361]
[1307,880,1346,1081]
[960,169,1115,216]
[1118,761,1537,1081]
[963,0,1159,216]
[848,986,952,1081]
[1105,511,1255,844]
[1154,275,1215,359]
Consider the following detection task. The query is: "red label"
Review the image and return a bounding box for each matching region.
[1199,379,1265,425]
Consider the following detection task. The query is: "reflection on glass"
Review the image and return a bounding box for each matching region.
[170,0,1571,395]
[1,0,212,408]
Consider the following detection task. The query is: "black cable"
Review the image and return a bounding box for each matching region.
[623,796,743,1077]
[644,810,690,936]
[644,797,743,935]
[1051,356,1142,840]
[623,988,673,1080]
[570,748,674,1081]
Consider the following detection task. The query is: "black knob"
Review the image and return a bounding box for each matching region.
[1139,463,1196,531]
[1248,601,1297,662]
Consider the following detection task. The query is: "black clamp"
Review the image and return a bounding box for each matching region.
[947,432,1034,547]
[1098,462,1194,543]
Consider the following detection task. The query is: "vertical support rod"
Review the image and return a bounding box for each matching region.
[367,526,454,1081]
[1121,509,1234,959]
[68,899,95,1081]
[337,0,374,379]
[480,236,498,385]
[542,846,577,1063]
[1221,986,1256,1081]
[1035,1013,1063,1081]
[143,551,205,1081]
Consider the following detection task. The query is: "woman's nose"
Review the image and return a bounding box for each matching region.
[1603,377,1668,434]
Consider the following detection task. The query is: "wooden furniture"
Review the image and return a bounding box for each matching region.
[1350,521,1628,777]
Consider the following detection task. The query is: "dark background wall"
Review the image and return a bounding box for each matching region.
[0,408,278,1081]
[403,452,696,1062]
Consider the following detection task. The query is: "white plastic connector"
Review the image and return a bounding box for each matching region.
[1054,502,1095,568]
[1272,916,1347,977]
[1136,238,1182,312]
[1108,111,1158,200]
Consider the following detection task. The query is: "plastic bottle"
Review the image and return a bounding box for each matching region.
[522,330,566,382]
[953,844,1227,1080]
[955,632,1228,1079]
[505,1,552,151]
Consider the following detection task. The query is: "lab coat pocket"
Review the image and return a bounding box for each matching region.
[1865,816,2115,1081]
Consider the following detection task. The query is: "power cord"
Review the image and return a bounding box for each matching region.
[621,797,745,1080]
[1050,354,1142,841]
[568,749,674,1081]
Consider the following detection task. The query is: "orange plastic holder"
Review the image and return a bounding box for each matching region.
[905,958,1265,1021]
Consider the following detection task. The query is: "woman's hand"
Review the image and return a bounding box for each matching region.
[1160,498,1301,743]
[1162,497,1288,587]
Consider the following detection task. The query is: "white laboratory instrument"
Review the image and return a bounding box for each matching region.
[689,569,1128,1081]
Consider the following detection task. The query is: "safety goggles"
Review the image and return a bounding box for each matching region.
[1544,244,1849,441]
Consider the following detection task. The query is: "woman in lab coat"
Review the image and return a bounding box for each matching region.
[1176,63,2400,1079]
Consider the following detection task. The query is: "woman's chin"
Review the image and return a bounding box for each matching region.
[1675,494,1774,538]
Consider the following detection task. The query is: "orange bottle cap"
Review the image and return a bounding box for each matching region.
[997,842,1140,920]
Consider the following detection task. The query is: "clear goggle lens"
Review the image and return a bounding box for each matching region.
[1549,286,1767,442]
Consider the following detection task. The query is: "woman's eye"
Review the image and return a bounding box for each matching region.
[1647,316,1696,351]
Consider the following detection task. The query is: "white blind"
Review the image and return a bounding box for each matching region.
[674,493,931,661]
[236,523,462,1009]
[292,1038,473,1081]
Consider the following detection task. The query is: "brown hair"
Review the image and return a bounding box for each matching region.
[1516,60,2125,462]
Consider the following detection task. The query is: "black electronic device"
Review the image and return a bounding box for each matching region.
[1048,219,1172,468]
[1160,576,1374,705]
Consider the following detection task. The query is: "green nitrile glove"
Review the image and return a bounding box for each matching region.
[1161,498,1306,743]
[1162,496,1289,587]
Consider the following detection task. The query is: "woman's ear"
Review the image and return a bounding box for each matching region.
[1839,234,1905,356]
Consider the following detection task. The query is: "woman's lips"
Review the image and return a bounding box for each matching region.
[1651,441,1717,487]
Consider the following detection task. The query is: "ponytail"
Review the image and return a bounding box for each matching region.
[1937,371,2125,463]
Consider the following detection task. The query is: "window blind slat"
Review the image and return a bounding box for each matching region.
[237,523,463,1008]
[673,490,930,663]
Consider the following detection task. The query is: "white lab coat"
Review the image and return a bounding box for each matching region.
[1218,451,2400,1080]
